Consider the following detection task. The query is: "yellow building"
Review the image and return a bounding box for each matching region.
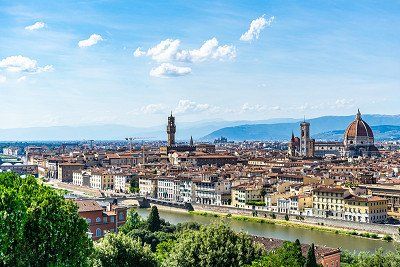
[232,184,263,208]
[344,196,387,223]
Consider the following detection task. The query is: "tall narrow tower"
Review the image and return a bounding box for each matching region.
[167,112,176,146]
[300,121,310,156]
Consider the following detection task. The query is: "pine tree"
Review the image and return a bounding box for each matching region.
[304,243,318,267]
[147,206,161,232]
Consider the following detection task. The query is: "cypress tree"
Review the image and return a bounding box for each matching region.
[147,206,161,232]
[304,243,318,267]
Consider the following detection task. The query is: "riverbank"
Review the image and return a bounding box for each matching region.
[188,210,395,242]
[135,207,397,252]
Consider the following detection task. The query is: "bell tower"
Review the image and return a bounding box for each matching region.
[167,112,176,146]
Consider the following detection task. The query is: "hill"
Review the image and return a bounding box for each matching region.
[202,114,400,141]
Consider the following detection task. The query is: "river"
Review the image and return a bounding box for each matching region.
[134,208,397,253]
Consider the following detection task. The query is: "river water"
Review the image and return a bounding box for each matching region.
[134,208,396,253]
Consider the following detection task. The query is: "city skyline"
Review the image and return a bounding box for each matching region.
[0,0,399,129]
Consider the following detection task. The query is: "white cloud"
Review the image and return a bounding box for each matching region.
[177,38,236,62]
[135,37,236,63]
[0,75,6,83]
[17,76,27,83]
[174,100,213,114]
[140,104,165,114]
[240,15,274,42]
[0,55,53,73]
[146,39,181,62]
[150,63,191,78]
[242,103,267,112]
[78,34,103,48]
[133,47,146,57]
[25,21,45,31]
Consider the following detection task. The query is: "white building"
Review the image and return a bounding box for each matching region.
[193,175,231,206]
[114,174,130,193]
[72,170,91,187]
[139,177,157,198]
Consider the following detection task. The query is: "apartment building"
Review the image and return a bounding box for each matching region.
[72,170,91,187]
[193,175,231,205]
[344,196,387,223]
[312,187,350,219]
[90,170,115,190]
[74,200,127,240]
[57,162,84,182]
[231,184,263,208]
[139,176,157,198]
[114,174,130,193]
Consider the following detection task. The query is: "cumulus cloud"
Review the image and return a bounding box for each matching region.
[133,47,146,57]
[174,100,213,114]
[25,21,45,31]
[0,75,6,83]
[150,63,191,78]
[78,34,103,48]
[0,55,53,73]
[135,38,236,63]
[240,15,274,42]
[140,104,166,114]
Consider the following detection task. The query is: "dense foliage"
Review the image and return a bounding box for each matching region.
[0,172,92,266]
[163,223,263,267]
[250,239,306,267]
[341,248,400,267]
[92,233,157,267]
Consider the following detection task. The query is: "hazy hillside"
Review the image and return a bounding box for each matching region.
[202,114,400,141]
[314,125,400,141]
[0,118,299,141]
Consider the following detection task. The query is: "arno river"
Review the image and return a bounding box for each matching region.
[134,208,396,253]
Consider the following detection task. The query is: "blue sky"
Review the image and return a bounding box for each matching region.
[0,0,399,128]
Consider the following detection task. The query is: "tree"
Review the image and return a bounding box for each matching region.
[148,206,161,232]
[163,222,262,267]
[92,233,157,267]
[304,243,318,267]
[129,179,139,193]
[0,173,93,266]
[250,241,305,267]
[121,209,145,234]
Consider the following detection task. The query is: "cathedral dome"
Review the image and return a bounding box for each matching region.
[344,110,374,142]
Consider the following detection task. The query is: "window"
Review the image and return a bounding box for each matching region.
[86,218,92,224]
[96,228,102,237]
[110,216,115,223]
[96,217,101,223]
[103,217,108,224]
[119,212,124,221]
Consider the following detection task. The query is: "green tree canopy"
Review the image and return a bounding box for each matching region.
[250,240,305,267]
[147,206,161,232]
[304,243,318,267]
[92,233,157,267]
[0,172,92,266]
[163,222,262,267]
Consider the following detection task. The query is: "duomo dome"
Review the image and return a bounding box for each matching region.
[344,110,374,146]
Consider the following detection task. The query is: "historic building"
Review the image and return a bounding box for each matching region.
[343,110,379,157]
[288,110,379,158]
[160,113,215,156]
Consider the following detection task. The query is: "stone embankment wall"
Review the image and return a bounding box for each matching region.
[192,204,399,235]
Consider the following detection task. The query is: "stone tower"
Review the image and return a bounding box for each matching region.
[300,120,314,157]
[167,112,176,146]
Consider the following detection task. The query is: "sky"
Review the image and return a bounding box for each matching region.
[0,0,399,129]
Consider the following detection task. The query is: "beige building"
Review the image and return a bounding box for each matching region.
[231,184,263,208]
[139,176,157,198]
[344,196,387,223]
[312,187,350,219]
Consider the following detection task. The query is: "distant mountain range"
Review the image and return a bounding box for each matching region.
[0,118,299,141]
[1,114,400,141]
[201,114,400,141]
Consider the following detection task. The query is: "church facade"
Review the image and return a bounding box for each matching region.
[288,110,379,158]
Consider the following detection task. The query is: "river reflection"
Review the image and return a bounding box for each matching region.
[134,208,396,253]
